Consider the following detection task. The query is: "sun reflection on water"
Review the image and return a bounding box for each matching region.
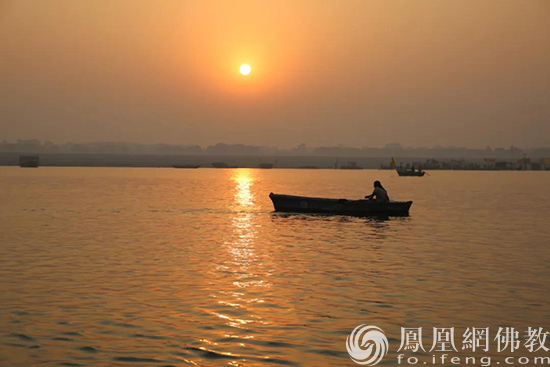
[228,170,258,268]
[232,169,255,208]
[202,169,281,361]
[215,171,269,314]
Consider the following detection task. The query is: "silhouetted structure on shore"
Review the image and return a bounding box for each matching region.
[19,155,39,168]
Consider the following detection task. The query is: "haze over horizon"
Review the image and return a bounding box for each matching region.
[1,0,550,149]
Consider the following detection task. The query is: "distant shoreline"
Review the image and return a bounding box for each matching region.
[1,152,548,171]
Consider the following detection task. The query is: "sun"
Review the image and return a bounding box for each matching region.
[239,64,251,76]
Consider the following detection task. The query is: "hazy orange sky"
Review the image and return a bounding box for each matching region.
[1,0,549,148]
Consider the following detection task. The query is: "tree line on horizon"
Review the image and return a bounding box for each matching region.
[2,139,549,159]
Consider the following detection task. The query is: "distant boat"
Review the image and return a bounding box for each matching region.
[340,161,362,170]
[173,165,200,169]
[257,163,273,169]
[269,193,412,216]
[396,168,425,177]
[19,155,39,168]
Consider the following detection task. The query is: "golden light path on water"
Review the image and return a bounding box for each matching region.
[233,169,255,208]
[206,169,276,364]
[228,169,261,291]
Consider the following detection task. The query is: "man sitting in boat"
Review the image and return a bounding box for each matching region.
[365,181,390,202]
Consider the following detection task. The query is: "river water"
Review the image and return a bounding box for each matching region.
[1,167,549,366]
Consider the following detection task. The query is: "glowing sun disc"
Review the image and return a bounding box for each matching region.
[240,64,251,75]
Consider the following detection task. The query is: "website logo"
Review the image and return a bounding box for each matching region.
[346,325,389,365]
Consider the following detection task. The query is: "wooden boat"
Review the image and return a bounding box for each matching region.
[396,168,425,177]
[269,193,412,216]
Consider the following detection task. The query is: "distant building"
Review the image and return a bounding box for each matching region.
[495,161,513,170]
[516,157,531,170]
[340,161,362,170]
[19,155,39,168]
